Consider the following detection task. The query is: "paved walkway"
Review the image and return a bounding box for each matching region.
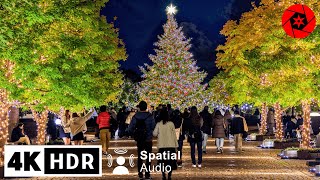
[15,138,317,180]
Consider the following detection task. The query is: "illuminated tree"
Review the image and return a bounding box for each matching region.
[215,0,319,142]
[139,7,207,108]
[0,0,126,155]
[116,79,139,108]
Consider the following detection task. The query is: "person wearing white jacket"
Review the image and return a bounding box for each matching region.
[70,108,95,145]
[60,110,71,145]
[153,107,178,180]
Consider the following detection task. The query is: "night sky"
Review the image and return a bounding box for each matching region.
[102,0,257,82]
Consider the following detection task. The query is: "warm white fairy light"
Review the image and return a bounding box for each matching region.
[274,102,283,140]
[259,103,267,135]
[31,109,49,145]
[0,61,14,167]
[166,4,177,15]
[0,89,10,167]
[301,101,311,149]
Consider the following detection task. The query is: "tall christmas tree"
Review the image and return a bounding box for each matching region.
[138,4,207,109]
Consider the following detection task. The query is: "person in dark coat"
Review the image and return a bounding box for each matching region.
[296,114,303,129]
[11,122,30,145]
[155,104,163,123]
[177,108,190,167]
[182,108,190,119]
[187,106,203,168]
[200,106,212,154]
[212,110,226,153]
[167,104,174,117]
[285,116,297,138]
[117,106,127,138]
[126,101,155,180]
[230,110,248,152]
[224,110,232,138]
[109,107,118,139]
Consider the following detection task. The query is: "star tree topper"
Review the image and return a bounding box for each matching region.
[166,4,177,15]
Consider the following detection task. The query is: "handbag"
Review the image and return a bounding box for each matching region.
[242,131,248,139]
[241,117,248,138]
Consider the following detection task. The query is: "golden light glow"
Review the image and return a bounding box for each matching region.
[301,101,311,149]
[274,102,283,140]
[166,4,177,15]
[259,103,267,135]
[31,109,49,145]
[0,61,14,167]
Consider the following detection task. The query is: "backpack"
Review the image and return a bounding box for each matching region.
[133,115,151,142]
[173,116,182,129]
[192,127,203,142]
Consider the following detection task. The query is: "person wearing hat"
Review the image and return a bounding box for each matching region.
[127,101,155,180]
[11,122,30,145]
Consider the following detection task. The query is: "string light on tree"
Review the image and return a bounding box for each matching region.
[138,3,207,109]
[301,101,311,149]
[31,108,49,145]
[274,102,283,140]
[0,61,14,167]
[259,103,268,135]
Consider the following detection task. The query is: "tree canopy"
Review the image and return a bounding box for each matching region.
[214,0,320,108]
[0,0,127,112]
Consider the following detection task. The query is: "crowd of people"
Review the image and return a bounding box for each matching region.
[10,101,249,180]
[266,108,304,138]
[104,101,247,180]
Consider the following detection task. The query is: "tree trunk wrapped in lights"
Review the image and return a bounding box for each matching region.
[301,101,311,149]
[0,89,10,167]
[31,109,49,145]
[274,102,283,140]
[259,103,268,135]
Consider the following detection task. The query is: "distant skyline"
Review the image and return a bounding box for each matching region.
[102,0,257,81]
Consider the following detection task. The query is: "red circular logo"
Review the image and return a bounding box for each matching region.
[282,4,316,38]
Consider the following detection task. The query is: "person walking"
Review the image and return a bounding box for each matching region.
[125,108,136,126]
[70,108,94,145]
[172,109,182,140]
[212,110,226,153]
[109,107,118,139]
[224,110,232,138]
[187,106,203,168]
[96,105,111,155]
[127,101,155,180]
[182,108,190,119]
[153,107,178,180]
[177,108,190,167]
[230,110,248,152]
[117,106,127,138]
[200,106,212,154]
[125,108,136,137]
[59,110,71,145]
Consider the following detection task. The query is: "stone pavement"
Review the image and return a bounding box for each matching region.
[14,138,317,180]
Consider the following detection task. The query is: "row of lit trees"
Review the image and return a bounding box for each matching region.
[209,0,319,148]
[0,0,126,166]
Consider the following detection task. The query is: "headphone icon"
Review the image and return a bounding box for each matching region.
[107,154,113,167]
[129,154,135,167]
[106,148,135,168]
